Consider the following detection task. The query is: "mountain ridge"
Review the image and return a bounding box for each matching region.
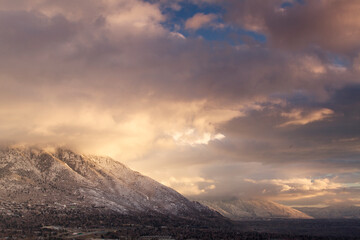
[0,146,216,219]
[197,198,312,220]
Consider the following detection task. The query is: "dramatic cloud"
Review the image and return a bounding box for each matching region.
[223,0,360,53]
[0,0,359,207]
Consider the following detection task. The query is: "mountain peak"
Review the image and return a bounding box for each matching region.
[0,146,216,219]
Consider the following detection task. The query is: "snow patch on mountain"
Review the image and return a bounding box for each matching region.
[198,199,312,220]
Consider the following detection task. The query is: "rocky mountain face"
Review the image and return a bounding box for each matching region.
[198,199,312,220]
[295,205,360,219]
[0,147,215,219]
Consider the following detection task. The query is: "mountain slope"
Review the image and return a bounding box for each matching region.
[199,199,312,220]
[295,205,360,219]
[0,146,214,219]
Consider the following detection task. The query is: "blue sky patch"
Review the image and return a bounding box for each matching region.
[159,1,266,45]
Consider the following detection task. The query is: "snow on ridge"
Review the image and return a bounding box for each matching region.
[0,146,216,218]
[198,199,312,220]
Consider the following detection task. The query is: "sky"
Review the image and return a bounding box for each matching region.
[0,0,360,207]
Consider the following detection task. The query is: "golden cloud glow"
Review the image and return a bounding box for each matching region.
[279,108,334,127]
[245,177,343,204]
[161,177,216,196]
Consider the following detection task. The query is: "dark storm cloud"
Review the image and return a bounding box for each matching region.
[223,0,360,54]
[214,85,360,166]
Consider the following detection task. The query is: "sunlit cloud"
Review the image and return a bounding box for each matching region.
[245,178,342,192]
[243,177,345,206]
[161,177,216,195]
[279,108,334,127]
[171,129,225,146]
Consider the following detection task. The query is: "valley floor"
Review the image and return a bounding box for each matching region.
[1,210,360,240]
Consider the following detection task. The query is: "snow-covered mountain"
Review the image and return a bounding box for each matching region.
[0,146,215,218]
[295,205,360,219]
[198,199,312,220]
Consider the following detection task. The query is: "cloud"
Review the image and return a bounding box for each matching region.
[161,177,216,195]
[185,13,219,30]
[171,129,225,146]
[245,178,342,192]
[223,0,360,53]
[279,108,334,127]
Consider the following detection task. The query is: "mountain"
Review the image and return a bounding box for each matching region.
[295,205,360,219]
[198,199,312,220]
[0,146,217,221]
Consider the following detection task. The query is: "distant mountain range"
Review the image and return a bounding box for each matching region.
[198,199,312,220]
[295,205,360,219]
